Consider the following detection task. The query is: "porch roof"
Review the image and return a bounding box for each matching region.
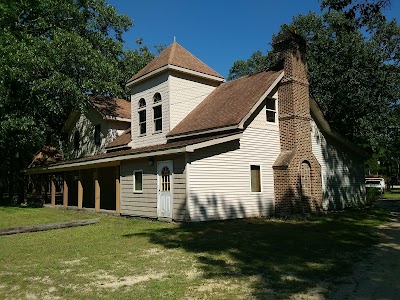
[25,131,243,174]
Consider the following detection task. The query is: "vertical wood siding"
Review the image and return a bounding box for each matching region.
[188,107,280,221]
[120,154,187,220]
[169,72,219,130]
[311,120,366,209]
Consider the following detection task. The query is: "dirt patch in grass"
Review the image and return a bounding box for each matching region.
[0,206,391,299]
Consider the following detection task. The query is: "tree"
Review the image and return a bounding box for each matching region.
[228,1,400,155]
[0,0,154,201]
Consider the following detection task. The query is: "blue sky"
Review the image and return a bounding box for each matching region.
[108,0,399,78]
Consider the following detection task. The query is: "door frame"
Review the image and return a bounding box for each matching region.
[157,160,173,219]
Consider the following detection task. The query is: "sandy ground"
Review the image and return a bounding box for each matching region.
[329,199,400,300]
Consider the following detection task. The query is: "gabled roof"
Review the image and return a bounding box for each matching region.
[28,146,63,168]
[127,42,224,85]
[106,128,132,150]
[63,96,131,132]
[167,69,284,138]
[90,95,131,121]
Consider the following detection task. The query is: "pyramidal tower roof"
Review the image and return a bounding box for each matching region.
[127,42,224,86]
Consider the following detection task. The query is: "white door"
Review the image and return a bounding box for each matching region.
[157,161,173,218]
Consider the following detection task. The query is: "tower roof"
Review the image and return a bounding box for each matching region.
[127,42,224,85]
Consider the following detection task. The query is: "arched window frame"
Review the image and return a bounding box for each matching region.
[138,98,146,135]
[153,93,162,132]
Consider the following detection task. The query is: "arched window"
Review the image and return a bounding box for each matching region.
[139,98,146,108]
[74,131,80,150]
[138,98,146,135]
[300,161,312,199]
[161,166,171,191]
[153,92,161,103]
[153,93,162,132]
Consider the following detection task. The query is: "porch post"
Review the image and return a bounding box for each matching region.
[94,169,100,211]
[63,175,68,207]
[78,171,83,209]
[115,166,120,214]
[51,176,56,207]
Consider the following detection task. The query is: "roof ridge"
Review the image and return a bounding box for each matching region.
[168,42,177,65]
[127,42,224,84]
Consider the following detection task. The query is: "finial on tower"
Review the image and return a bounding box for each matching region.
[174,36,176,42]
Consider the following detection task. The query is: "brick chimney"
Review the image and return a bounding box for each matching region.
[272,31,323,214]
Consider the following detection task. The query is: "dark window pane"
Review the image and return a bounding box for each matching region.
[74,131,80,150]
[266,111,276,122]
[154,105,162,118]
[139,110,146,122]
[266,98,275,110]
[155,119,162,131]
[135,171,143,191]
[94,125,101,145]
[139,123,146,135]
[139,110,146,135]
[154,105,162,131]
[251,165,261,192]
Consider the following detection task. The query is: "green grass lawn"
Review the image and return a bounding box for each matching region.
[381,188,400,200]
[0,206,389,299]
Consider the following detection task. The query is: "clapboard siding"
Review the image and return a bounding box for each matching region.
[65,107,129,159]
[188,106,280,221]
[130,73,170,148]
[120,154,187,220]
[311,119,366,209]
[172,156,187,221]
[169,72,219,130]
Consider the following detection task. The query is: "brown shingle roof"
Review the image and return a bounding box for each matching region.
[28,146,63,168]
[127,42,224,83]
[168,69,283,137]
[106,128,131,149]
[90,95,131,120]
[29,132,241,171]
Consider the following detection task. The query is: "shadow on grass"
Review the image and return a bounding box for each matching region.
[123,208,389,299]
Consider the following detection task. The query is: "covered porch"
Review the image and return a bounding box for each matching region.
[27,162,121,214]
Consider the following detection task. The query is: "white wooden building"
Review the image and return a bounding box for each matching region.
[27,32,367,221]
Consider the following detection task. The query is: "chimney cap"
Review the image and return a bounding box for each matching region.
[272,29,307,51]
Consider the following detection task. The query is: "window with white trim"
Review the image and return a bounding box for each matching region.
[266,98,276,123]
[153,93,162,132]
[133,170,143,192]
[138,98,146,135]
[250,165,261,192]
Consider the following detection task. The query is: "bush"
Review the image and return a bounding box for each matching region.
[366,187,379,205]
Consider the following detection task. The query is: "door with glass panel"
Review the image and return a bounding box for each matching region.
[157,161,173,218]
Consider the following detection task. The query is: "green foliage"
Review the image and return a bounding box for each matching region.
[228,1,400,154]
[0,0,154,194]
[228,50,276,81]
[366,187,380,205]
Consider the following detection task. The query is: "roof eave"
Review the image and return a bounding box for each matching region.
[25,133,242,174]
[126,64,224,88]
[167,125,239,141]
[310,98,368,158]
[103,116,131,122]
[238,70,284,129]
